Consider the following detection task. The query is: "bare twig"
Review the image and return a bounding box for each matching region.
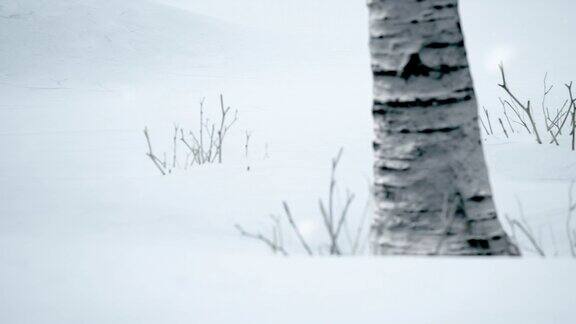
[546,100,568,145]
[235,224,288,256]
[479,114,490,135]
[205,124,216,162]
[244,130,252,158]
[546,100,568,133]
[216,94,238,163]
[500,97,515,133]
[504,200,545,257]
[504,99,531,134]
[319,147,347,255]
[567,82,576,151]
[172,124,178,168]
[508,218,545,257]
[498,63,542,143]
[334,190,355,242]
[483,107,493,135]
[270,214,284,250]
[498,118,509,138]
[554,82,576,141]
[180,129,199,164]
[319,191,355,256]
[245,130,253,171]
[542,73,554,131]
[548,84,574,143]
[282,201,314,256]
[143,127,166,175]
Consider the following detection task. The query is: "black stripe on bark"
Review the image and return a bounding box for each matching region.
[398,126,459,134]
[467,195,489,202]
[432,3,456,10]
[375,162,411,172]
[372,69,398,77]
[424,40,464,49]
[373,94,472,109]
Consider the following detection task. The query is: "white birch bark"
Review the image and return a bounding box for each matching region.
[368,0,519,255]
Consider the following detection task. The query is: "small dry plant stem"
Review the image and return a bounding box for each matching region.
[482,107,493,135]
[542,73,554,132]
[500,98,515,133]
[318,148,355,255]
[547,85,574,144]
[216,94,238,163]
[479,114,490,135]
[143,127,166,175]
[568,83,576,151]
[143,94,239,174]
[282,202,314,256]
[234,223,288,256]
[504,200,545,257]
[235,149,364,256]
[498,118,509,138]
[498,64,542,144]
[244,130,252,158]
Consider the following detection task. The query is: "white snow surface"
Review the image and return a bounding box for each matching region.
[1,0,576,323]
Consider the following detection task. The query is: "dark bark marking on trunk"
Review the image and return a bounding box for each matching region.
[373,56,468,80]
[373,94,472,109]
[397,126,459,134]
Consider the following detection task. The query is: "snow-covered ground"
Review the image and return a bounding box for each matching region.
[1,0,576,322]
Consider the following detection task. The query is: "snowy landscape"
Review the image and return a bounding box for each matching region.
[1,0,576,322]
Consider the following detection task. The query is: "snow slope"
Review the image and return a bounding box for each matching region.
[0,0,243,85]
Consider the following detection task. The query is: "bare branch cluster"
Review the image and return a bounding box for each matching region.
[235,222,288,256]
[504,201,546,257]
[481,65,576,150]
[497,64,542,144]
[317,148,355,255]
[235,149,371,256]
[143,94,240,175]
[505,185,576,257]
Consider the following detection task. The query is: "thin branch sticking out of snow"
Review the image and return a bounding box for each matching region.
[143,94,241,175]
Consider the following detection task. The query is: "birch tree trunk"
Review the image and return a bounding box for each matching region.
[368,0,519,255]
